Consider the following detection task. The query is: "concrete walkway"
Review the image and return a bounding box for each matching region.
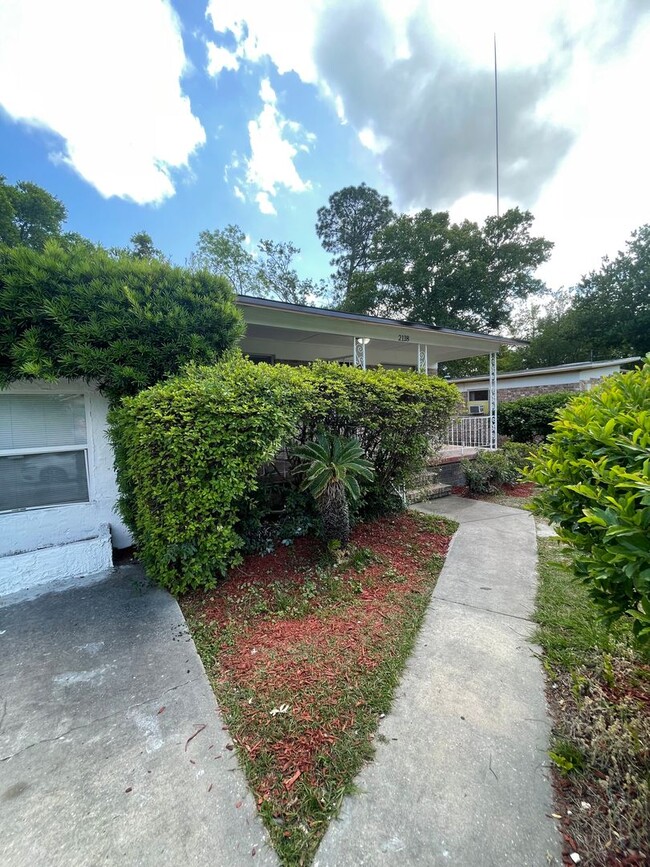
[315,496,562,866]
[0,567,277,867]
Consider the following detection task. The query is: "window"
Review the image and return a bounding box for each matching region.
[0,394,90,512]
[468,389,489,402]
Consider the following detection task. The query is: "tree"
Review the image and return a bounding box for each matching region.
[128,231,166,261]
[293,433,374,547]
[193,225,326,304]
[316,183,394,301]
[0,241,244,400]
[342,207,552,333]
[522,225,650,366]
[0,177,67,249]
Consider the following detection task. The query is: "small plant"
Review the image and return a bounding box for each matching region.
[549,739,586,775]
[293,433,374,547]
[461,449,520,494]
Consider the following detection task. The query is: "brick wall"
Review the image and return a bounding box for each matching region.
[497,381,584,403]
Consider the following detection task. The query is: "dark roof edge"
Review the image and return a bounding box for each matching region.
[235,294,527,346]
[451,356,642,383]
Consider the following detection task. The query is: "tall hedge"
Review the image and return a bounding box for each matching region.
[109,355,308,592]
[295,361,460,508]
[498,391,573,442]
[110,355,460,590]
[0,241,243,400]
[527,358,650,640]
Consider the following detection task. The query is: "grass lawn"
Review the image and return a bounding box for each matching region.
[535,537,650,866]
[181,510,457,866]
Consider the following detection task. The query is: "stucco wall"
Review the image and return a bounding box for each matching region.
[0,379,132,561]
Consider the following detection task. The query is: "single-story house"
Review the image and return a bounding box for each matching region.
[1,295,523,598]
[453,357,640,415]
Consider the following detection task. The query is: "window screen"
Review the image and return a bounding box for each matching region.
[468,389,489,401]
[0,394,89,511]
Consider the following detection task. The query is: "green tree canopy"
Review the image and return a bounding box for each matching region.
[316,183,394,301]
[0,241,243,400]
[193,224,326,305]
[521,225,650,366]
[342,207,552,333]
[0,176,67,249]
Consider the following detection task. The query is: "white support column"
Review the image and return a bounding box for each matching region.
[353,337,367,370]
[417,343,428,374]
[489,351,498,450]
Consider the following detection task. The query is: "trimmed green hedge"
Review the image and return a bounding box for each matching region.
[527,358,650,641]
[0,241,243,400]
[110,355,460,590]
[295,361,460,511]
[498,391,573,442]
[109,354,307,592]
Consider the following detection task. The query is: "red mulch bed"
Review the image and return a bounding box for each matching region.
[181,511,455,861]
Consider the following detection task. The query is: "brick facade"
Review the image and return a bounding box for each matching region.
[497,377,603,404]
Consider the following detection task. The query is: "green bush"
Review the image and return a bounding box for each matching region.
[462,449,520,494]
[501,440,536,470]
[0,241,243,400]
[108,354,307,592]
[527,358,650,640]
[498,391,573,442]
[294,361,460,513]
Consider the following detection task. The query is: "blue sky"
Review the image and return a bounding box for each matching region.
[1,0,649,291]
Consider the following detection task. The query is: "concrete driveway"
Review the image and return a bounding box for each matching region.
[0,567,277,867]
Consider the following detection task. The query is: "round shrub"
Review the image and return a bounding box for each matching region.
[109,353,308,592]
[498,391,573,442]
[527,358,650,640]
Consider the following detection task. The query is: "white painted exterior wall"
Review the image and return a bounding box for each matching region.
[0,379,131,597]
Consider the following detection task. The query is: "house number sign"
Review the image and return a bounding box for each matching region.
[397,334,410,341]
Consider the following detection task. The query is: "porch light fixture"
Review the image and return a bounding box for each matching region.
[356,337,370,345]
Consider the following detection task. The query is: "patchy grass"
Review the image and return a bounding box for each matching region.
[535,538,650,866]
[181,511,457,866]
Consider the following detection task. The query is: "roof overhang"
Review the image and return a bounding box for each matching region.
[451,356,642,385]
[236,295,526,365]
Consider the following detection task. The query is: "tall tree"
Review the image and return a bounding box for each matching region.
[316,183,394,301]
[520,226,650,366]
[193,225,326,305]
[0,177,67,249]
[342,207,552,333]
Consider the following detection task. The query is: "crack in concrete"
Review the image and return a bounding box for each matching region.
[0,675,203,763]
[432,594,534,623]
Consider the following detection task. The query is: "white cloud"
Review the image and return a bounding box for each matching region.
[206,0,323,83]
[0,0,205,204]
[206,41,240,77]
[255,192,277,215]
[233,185,246,202]
[242,78,313,215]
[206,0,650,287]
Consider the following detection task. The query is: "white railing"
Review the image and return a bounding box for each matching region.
[445,415,491,449]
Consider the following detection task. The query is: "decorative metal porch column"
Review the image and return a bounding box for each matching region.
[488,351,498,450]
[353,337,367,370]
[417,343,428,374]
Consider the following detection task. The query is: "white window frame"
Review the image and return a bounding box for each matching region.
[0,392,92,514]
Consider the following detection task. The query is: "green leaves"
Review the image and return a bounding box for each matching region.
[498,391,573,443]
[0,241,244,399]
[528,358,650,642]
[293,433,374,502]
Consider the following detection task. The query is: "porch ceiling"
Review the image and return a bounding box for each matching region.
[237,296,523,366]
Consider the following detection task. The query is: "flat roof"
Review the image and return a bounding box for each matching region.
[236,294,527,347]
[451,357,641,384]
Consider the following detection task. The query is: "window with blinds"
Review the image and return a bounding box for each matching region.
[0,394,90,511]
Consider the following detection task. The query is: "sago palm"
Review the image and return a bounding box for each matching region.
[293,433,374,547]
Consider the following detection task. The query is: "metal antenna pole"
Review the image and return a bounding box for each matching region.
[494,32,500,217]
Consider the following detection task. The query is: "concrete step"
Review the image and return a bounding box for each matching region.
[406,482,452,505]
